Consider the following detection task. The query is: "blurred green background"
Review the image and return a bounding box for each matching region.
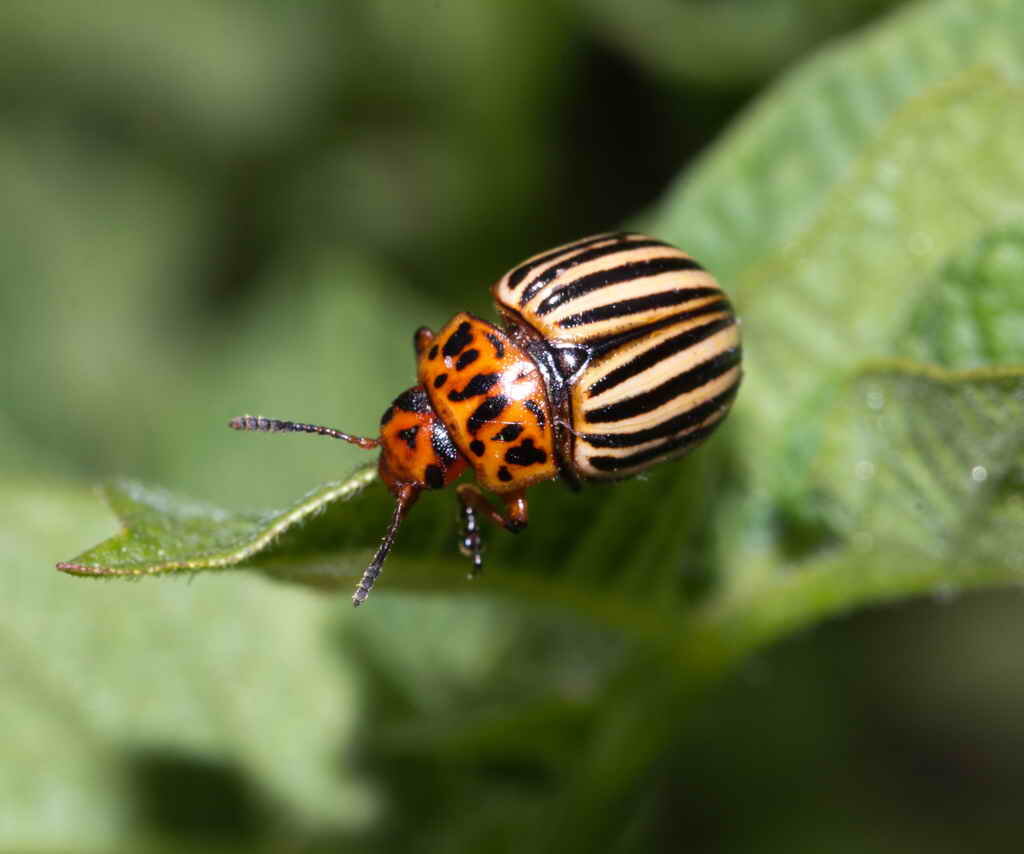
[5,0,1024,852]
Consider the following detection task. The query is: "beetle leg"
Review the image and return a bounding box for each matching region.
[455,484,528,578]
[457,498,484,577]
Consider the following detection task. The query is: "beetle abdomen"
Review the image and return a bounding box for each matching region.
[493,232,741,481]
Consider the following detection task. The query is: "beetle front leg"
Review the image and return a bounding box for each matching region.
[455,484,528,577]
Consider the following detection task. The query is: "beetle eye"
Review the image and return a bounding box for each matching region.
[553,345,588,381]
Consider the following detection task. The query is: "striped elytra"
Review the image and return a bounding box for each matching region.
[492,232,741,481]
[230,232,740,607]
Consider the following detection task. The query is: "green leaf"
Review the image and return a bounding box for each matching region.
[56,466,378,580]
[57,0,1024,635]
[26,0,1024,850]
[815,362,1024,571]
[5,481,374,849]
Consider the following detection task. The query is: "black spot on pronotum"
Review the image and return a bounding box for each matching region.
[433,373,448,389]
[394,387,431,413]
[468,395,509,434]
[428,345,439,360]
[485,332,505,359]
[505,438,548,467]
[470,439,486,456]
[442,321,473,358]
[455,348,480,370]
[425,464,445,489]
[431,421,461,466]
[448,372,499,402]
[524,399,546,428]
[397,426,419,450]
[494,423,523,442]
[498,466,513,482]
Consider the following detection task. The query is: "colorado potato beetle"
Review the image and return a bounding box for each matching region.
[230,232,742,606]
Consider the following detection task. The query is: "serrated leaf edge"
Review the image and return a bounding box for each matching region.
[56,464,379,576]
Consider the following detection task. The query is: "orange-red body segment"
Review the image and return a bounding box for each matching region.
[377,386,468,495]
[417,312,557,494]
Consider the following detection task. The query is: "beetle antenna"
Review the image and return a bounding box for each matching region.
[229,415,379,450]
[352,485,418,607]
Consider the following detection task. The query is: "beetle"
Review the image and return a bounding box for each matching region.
[230,232,741,606]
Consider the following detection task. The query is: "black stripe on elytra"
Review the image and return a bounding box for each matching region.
[585,347,742,424]
[428,345,439,360]
[485,332,505,358]
[433,373,448,389]
[455,348,480,370]
[497,466,513,482]
[518,237,667,307]
[505,233,624,293]
[581,382,739,448]
[394,386,430,413]
[468,395,509,434]
[536,256,703,316]
[504,438,547,467]
[524,399,546,428]
[397,425,420,449]
[587,421,723,472]
[559,286,721,330]
[493,423,523,442]
[448,372,499,402]
[588,315,734,398]
[585,301,731,355]
[469,439,486,456]
[431,420,461,466]
[425,464,445,489]
[442,321,473,358]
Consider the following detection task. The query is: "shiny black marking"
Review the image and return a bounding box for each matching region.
[559,286,722,329]
[519,237,668,306]
[448,372,499,402]
[585,347,742,423]
[455,348,480,370]
[506,233,623,292]
[468,395,509,434]
[380,405,396,426]
[494,423,523,442]
[431,420,460,466]
[536,256,704,316]
[554,345,589,380]
[588,422,723,472]
[425,464,445,489]
[394,386,431,413]
[442,321,473,358]
[524,341,569,410]
[497,466,513,482]
[428,345,439,360]
[469,439,486,456]
[582,383,739,448]
[586,301,730,354]
[397,425,420,449]
[485,332,505,359]
[505,438,547,467]
[433,373,448,389]
[524,400,546,428]
[588,316,734,398]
